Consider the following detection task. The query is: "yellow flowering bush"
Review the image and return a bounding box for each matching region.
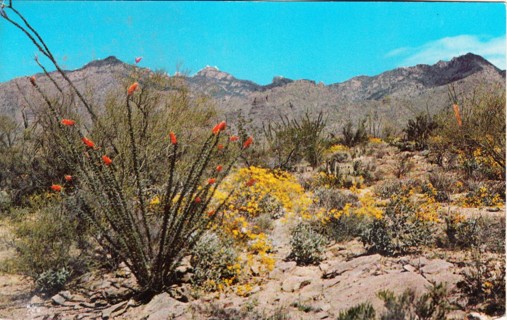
[368,137,383,144]
[460,185,503,208]
[324,144,350,156]
[204,166,312,291]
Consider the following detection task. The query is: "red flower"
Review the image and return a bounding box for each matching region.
[51,184,62,192]
[64,175,73,182]
[208,178,216,185]
[135,57,142,64]
[217,144,224,150]
[102,155,113,166]
[207,210,216,217]
[246,178,256,187]
[82,137,95,148]
[242,136,253,149]
[452,104,462,127]
[61,119,76,126]
[216,165,223,172]
[169,132,177,145]
[194,196,202,204]
[229,135,239,142]
[127,82,139,96]
[212,121,227,135]
[29,76,36,86]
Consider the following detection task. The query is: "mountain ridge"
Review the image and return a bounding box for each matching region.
[0,52,504,131]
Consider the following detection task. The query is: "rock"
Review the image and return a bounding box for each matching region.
[299,280,324,301]
[59,290,73,301]
[80,302,97,308]
[281,276,312,292]
[51,294,67,306]
[403,264,416,273]
[409,257,430,268]
[319,262,331,273]
[250,263,260,276]
[293,266,321,278]
[324,270,431,314]
[101,301,127,319]
[70,294,87,302]
[269,269,284,280]
[466,312,492,320]
[315,311,330,319]
[277,261,297,273]
[29,295,44,305]
[420,259,453,274]
[323,254,382,279]
[138,292,187,320]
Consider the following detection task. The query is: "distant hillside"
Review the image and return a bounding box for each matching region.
[0,53,504,133]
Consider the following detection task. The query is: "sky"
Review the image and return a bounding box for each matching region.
[0,2,505,85]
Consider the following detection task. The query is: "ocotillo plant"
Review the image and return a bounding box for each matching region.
[1,2,254,296]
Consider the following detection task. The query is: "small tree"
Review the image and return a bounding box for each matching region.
[342,118,368,147]
[263,111,326,169]
[403,113,438,150]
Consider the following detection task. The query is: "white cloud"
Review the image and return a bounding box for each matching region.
[387,35,506,69]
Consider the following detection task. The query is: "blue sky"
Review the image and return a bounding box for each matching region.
[0,2,505,84]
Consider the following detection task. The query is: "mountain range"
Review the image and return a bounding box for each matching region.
[0,53,504,133]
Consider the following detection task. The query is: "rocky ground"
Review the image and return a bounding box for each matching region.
[0,211,504,320]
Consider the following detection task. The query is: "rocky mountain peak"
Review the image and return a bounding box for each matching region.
[195,66,233,81]
[80,56,124,70]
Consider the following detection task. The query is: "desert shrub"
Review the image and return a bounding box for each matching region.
[190,233,240,291]
[5,195,91,293]
[218,166,311,219]
[375,179,404,199]
[35,267,71,294]
[440,212,505,253]
[341,119,368,148]
[442,212,481,250]
[378,282,450,320]
[288,222,327,266]
[403,113,438,151]
[458,250,505,316]
[313,187,358,211]
[325,213,370,243]
[432,85,505,179]
[460,182,503,208]
[336,302,376,320]
[263,111,326,169]
[394,153,415,179]
[361,196,434,256]
[311,188,368,242]
[422,172,456,202]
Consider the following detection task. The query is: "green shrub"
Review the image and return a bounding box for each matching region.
[35,267,71,294]
[288,223,327,266]
[313,187,358,211]
[361,196,434,256]
[432,85,505,179]
[5,196,91,293]
[263,111,326,169]
[378,282,450,320]
[443,214,482,250]
[336,302,376,320]
[341,119,368,148]
[190,233,239,290]
[326,213,370,243]
[403,113,438,151]
[458,250,505,316]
